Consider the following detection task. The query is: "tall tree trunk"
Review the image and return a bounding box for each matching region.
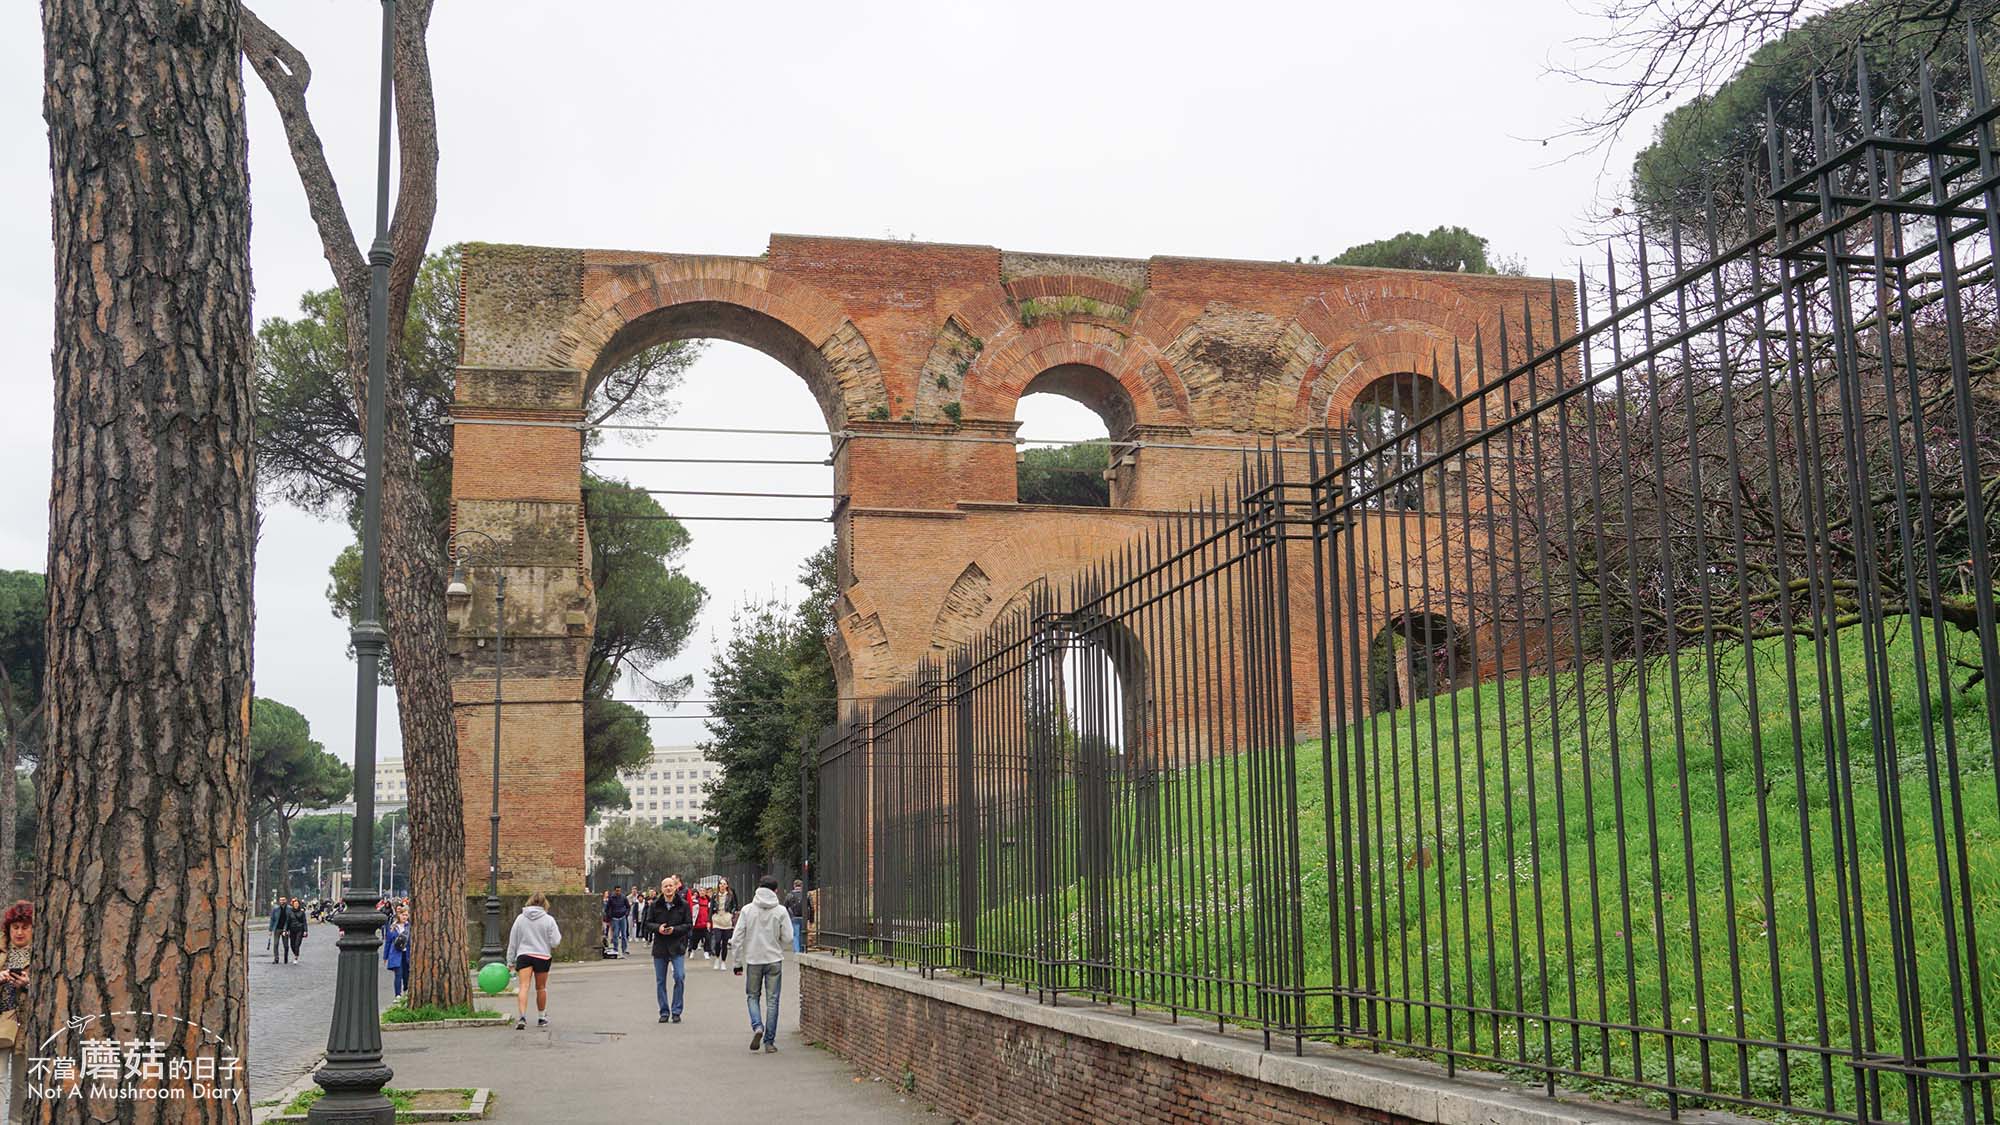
[381,420,469,1008]
[39,1,255,1119]
[0,683,16,900]
[238,1,467,1007]
[276,814,294,900]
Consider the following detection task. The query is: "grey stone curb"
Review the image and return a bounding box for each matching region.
[382,1017,510,1032]
[259,1087,489,1123]
[254,1056,488,1120]
[252,1058,325,1125]
[801,954,1756,1125]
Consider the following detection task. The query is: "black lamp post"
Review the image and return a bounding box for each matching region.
[446,528,506,967]
[309,3,397,1120]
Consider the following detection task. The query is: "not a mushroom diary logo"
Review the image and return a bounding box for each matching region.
[23,1009,243,1106]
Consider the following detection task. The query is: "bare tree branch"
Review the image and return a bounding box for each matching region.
[387,0,440,337]
[238,7,366,298]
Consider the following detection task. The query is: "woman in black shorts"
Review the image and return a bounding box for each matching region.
[504,891,564,1029]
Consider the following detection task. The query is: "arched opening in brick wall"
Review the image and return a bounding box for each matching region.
[574,306,837,861]
[587,300,861,431]
[1366,612,1469,711]
[1056,613,1149,761]
[1343,371,1457,512]
[1014,364,1135,508]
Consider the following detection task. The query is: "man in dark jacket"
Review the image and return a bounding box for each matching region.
[642,876,692,1023]
[606,886,631,956]
[782,880,812,953]
[268,898,288,963]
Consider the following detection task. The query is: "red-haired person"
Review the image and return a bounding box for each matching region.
[0,900,31,1121]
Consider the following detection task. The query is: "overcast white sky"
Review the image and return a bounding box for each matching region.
[0,0,1667,764]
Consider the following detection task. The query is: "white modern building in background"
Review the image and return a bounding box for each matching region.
[585,744,720,870]
[374,756,408,806]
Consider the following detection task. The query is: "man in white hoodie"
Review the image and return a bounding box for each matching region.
[505,891,564,1030]
[730,876,795,1053]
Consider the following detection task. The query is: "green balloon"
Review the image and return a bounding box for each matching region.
[477,961,512,995]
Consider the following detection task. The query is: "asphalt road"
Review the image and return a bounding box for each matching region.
[246,921,392,1103]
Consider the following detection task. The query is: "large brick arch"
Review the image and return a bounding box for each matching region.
[559,257,888,427]
[449,236,1568,893]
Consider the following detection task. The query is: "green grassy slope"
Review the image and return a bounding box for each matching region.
[928,619,1996,1120]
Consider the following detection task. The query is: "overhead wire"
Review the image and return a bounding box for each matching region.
[460,415,1300,455]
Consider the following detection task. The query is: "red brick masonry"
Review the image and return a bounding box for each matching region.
[797,955,1707,1125]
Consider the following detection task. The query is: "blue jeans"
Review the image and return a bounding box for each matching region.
[610,916,629,953]
[791,916,805,952]
[653,953,684,1017]
[390,962,409,997]
[744,960,782,1043]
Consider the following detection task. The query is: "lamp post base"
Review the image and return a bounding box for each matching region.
[480,891,504,966]
[306,895,394,1124]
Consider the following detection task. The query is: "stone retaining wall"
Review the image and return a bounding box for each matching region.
[798,955,1727,1125]
[465,892,602,962]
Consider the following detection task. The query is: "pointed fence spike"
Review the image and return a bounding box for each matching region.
[1971,21,1993,111]
[1764,99,1784,189]
[1602,239,1620,321]
[1918,52,1943,138]
[1855,51,1876,136]
[1635,226,1653,297]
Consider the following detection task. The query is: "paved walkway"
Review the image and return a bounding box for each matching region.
[375,950,937,1121]
[248,919,389,1097]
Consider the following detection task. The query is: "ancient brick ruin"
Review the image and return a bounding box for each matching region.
[448,235,1562,891]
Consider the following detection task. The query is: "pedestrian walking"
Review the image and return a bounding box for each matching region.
[286,897,308,962]
[0,901,32,1122]
[691,889,711,960]
[643,875,692,1023]
[606,885,631,956]
[382,903,412,999]
[782,880,811,953]
[731,877,794,1054]
[267,896,286,963]
[505,891,563,1030]
[709,879,738,969]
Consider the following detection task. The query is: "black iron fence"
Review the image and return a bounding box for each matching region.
[816,40,2000,1124]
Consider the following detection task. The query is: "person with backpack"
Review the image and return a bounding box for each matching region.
[782,880,811,952]
[505,892,564,1030]
[382,903,412,998]
[731,876,795,1053]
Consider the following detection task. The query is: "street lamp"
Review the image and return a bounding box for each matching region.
[311,2,397,1120]
[446,528,507,968]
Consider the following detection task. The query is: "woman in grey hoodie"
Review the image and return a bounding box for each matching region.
[505,891,563,1029]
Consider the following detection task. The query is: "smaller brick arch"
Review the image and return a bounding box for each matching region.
[926,562,995,656]
[960,319,1192,429]
[1367,611,1470,711]
[1312,331,1468,430]
[1018,363,1137,437]
[1293,277,1509,431]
